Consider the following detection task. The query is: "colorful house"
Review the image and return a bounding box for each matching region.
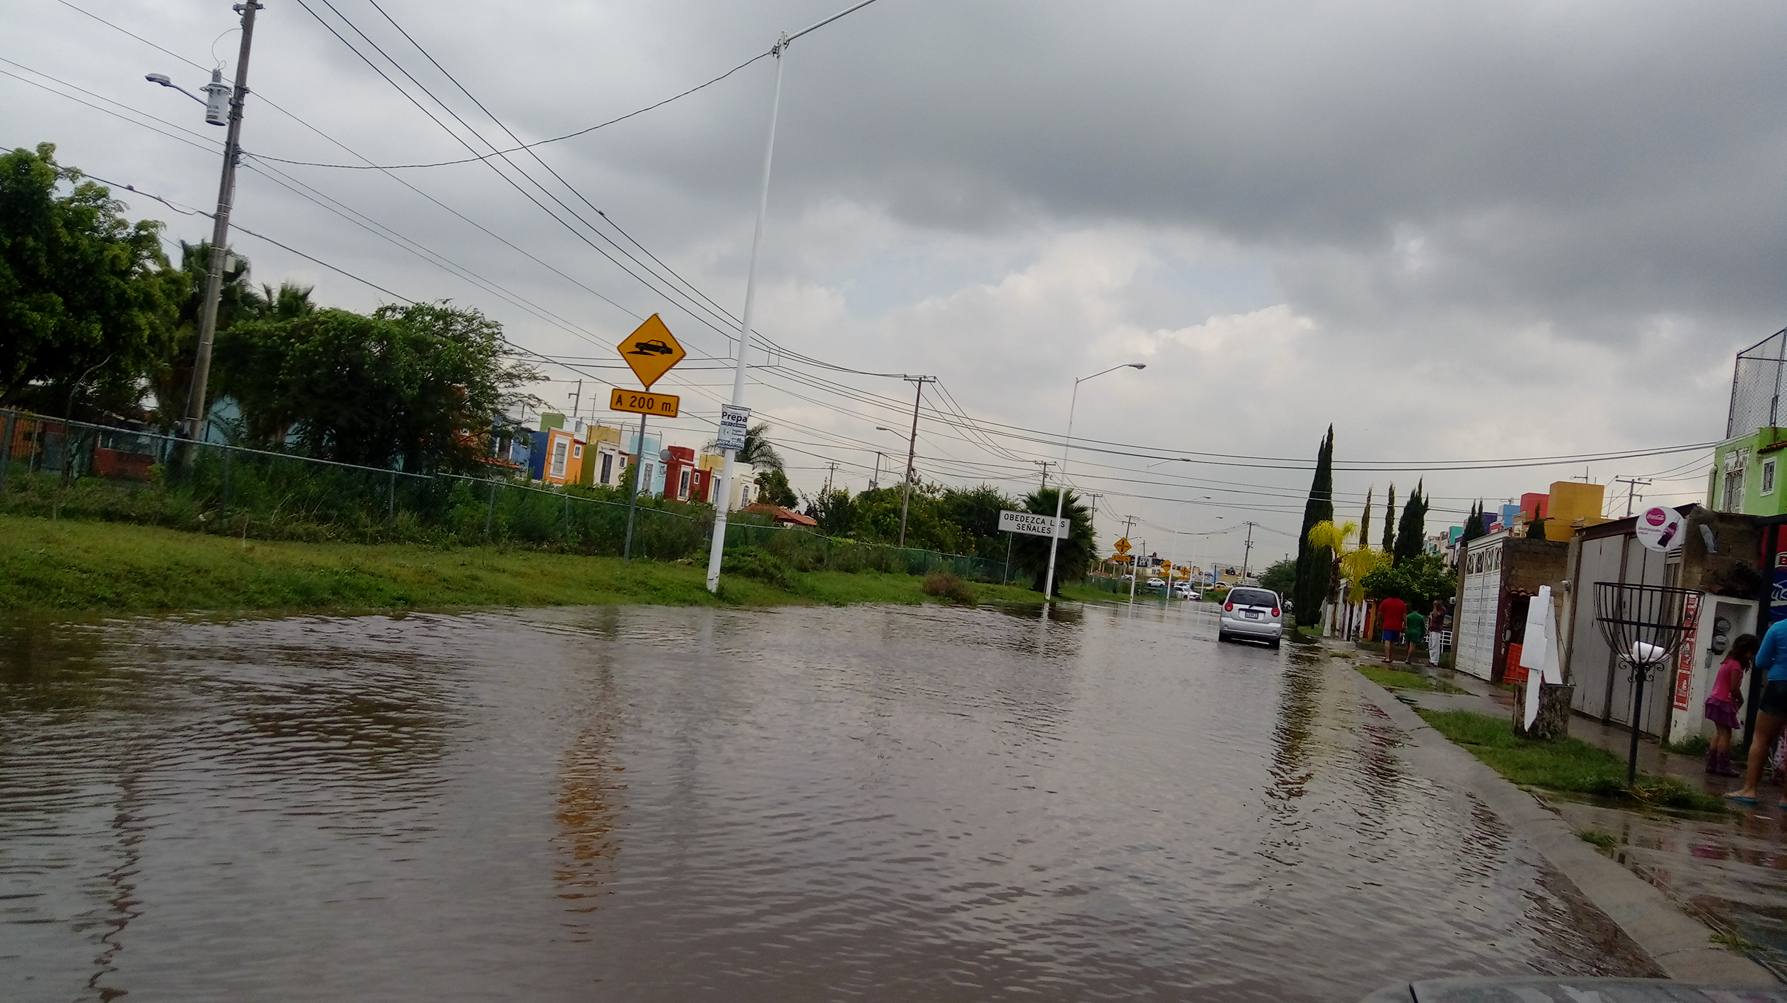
[1709,427,1787,516]
[529,426,583,485]
[576,424,627,489]
[621,427,666,498]
[661,445,715,503]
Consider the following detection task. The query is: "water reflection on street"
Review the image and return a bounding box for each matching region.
[1,601,1653,1000]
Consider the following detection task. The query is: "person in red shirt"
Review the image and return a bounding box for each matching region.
[1705,633,1758,777]
[1378,595,1409,664]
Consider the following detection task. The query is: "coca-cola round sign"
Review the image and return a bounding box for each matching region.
[1634,505,1684,553]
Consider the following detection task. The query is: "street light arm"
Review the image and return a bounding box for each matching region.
[1075,361,1148,385]
[146,74,207,106]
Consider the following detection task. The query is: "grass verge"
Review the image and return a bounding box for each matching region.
[1415,709,1728,814]
[1577,828,1620,850]
[1356,664,1462,693]
[0,514,1047,616]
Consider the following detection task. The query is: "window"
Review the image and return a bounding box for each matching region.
[573,444,582,459]
[679,469,692,499]
[1764,458,1777,496]
[599,453,613,485]
[642,462,655,494]
[1723,468,1745,511]
[550,439,569,478]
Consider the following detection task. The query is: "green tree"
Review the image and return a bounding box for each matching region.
[1460,500,1486,545]
[1291,425,1335,626]
[144,240,274,429]
[1010,487,1096,593]
[1362,552,1456,606]
[1258,557,1297,595]
[1382,483,1397,555]
[214,301,540,470]
[803,487,855,536]
[938,484,1019,558]
[1358,486,1374,552]
[0,143,180,414]
[1393,480,1429,565]
[752,467,798,508]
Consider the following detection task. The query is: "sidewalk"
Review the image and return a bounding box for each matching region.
[1341,643,1787,980]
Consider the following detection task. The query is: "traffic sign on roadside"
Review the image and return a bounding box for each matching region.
[716,404,751,451]
[1114,537,1132,555]
[616,313,686,390]
[609,387,681,417]
[999,509,1069,538]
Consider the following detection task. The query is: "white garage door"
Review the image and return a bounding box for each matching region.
[1455,539,1503,681]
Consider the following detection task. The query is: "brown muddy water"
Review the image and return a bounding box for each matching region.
[0,601,1653,1000]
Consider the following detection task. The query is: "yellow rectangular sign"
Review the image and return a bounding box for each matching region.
[609,388,680,417]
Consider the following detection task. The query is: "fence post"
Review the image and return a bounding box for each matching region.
[222,448,233,508]
[0,411,13,491]
[485,479,497,538]
[388,471,397,520]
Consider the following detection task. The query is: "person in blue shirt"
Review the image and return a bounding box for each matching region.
[1727,618,1787,804]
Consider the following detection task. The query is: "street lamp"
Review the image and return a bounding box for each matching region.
[873,426,894,489]
[1044,362,1146,599]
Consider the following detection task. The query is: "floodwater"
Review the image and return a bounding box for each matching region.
[1,599,1655,1001]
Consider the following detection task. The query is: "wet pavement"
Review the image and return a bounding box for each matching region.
[1375,655,1787,981]
[1,601,1657,1001]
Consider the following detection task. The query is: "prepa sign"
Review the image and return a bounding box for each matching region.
[999,509,1069,539]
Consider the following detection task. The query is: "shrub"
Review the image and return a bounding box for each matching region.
[722,547,794,589]
[921,571,977,604]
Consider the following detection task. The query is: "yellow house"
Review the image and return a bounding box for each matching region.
[1535,481,1607,541]
[577,425,626,488]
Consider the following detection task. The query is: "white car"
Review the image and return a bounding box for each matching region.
[1218,586,1284,649]
[1175,584,1201,600]
[1145,577,1166,591]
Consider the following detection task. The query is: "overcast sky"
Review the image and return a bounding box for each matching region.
[9,0,1785,567]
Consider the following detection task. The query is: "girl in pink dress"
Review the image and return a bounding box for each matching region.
[1707,634,1759,777]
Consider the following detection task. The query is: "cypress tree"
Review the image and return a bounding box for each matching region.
[1394,479,1428,564]
[1382,483,1397,555]
[1292,425,1335,626]
[1359,486,1374,550]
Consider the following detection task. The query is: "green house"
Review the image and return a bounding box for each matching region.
[1710,427,1787,515]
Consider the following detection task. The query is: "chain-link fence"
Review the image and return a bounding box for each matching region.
[1727,328,1787,438]
[0,407,1005,582]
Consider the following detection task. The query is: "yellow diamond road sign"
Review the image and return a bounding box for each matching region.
[617,313,686,391]
[1114,537,1132,556]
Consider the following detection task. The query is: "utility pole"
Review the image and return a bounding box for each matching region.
[1122,514,1139,602]
[897,375,935,547]
[871,451,883,490]
[1033,460,1056,493]
[181,0,262,444]
[1242,521,1256,579]
[1614,476,1652,517]
[823,460,838,495]
[567,379,582,425]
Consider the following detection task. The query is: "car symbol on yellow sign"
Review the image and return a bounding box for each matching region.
[617,313,686,390]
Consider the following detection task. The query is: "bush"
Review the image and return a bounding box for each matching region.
[921,571,977,604]
[722,547,794,589]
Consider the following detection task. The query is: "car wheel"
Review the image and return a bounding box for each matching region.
[1217,631,1229,644]
[1269,638,1282,650]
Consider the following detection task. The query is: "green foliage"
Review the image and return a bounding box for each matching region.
[722,546,795,589]
[1358,485,1374,553]
[1417,709,1728,813]
[1356,664,1460,693]
[753,466,798,507]
[920,571,977,604]
[1576,829,1619,850]
[1009,487,1096,593]
[1461,500,1488,545]
[0,143,181,412]
[1292,425,1335,626]
[1526,517,1547,540]
[1258,557,1296,595]
[710,422,784,471]
[1382,483,1396,554]
[1362,552,1456,606]
[1663,733,1711,757]
[214,301,540,471]
[1393,480,1429,565]
[803,487,854,536]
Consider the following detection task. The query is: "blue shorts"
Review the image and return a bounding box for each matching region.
[1382,630,1403,644]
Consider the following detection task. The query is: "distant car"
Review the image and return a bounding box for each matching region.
[1173,582,1199,599]
[1219,586,1283,649]
[629,338,674,355]
[1145,577,1166,591]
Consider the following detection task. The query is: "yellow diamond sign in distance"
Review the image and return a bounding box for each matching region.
[617,313,686,391]
[1114,536,1132,556]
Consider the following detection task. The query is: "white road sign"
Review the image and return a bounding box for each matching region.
[716,404,751,452]
[999,509,1069,538]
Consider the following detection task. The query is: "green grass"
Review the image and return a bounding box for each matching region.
[1664,734,1712,757]
[1356,665,1462,693]
[1416,709,1728,814]
[1577,828,1620,850]
[0,514,1047,616]
[1711,931,1761,952]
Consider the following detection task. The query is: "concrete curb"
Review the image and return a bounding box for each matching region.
[1338,652,1776,986]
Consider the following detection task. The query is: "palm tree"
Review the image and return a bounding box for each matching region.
[147,241,261,429]
[1306,519,1359,633]
[707,422,784,471]
[258,281,316,320]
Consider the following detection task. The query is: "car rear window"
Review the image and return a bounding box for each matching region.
[1229,589,1277,608]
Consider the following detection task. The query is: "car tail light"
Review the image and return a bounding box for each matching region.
[1224,602,1234,612]
[1271,607,1281,617]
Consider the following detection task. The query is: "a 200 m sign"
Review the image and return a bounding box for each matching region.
[609,388,680,417]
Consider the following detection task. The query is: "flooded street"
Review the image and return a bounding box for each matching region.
[2,600,1653,1001]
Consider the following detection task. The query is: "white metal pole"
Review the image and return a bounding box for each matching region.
[1042,380,1079,598]
[706,35,788,594]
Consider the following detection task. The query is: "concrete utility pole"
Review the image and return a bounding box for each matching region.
[567,379,582,424]
[897,375,935,547]
[1122,514,1139,602]
[1032,460,1055,493]
[1242,521,1256,579]
[871,451,884,490]
[181,0,262,444]
[1615,476,1653,517]
[823,460,838,495]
